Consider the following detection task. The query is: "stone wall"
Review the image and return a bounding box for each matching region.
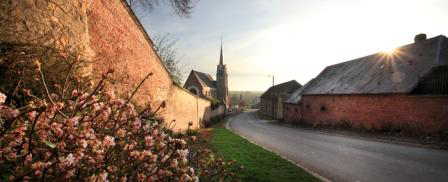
[0,0,92,57]
[300,95,448,134]
[260,98,282,119]
[0,0,93,77]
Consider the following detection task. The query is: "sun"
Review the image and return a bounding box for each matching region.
[382,48,396,54]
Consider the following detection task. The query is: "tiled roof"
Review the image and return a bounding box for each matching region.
[303,35,448,95]
[192,70,216,88]
[260,80,302,100]
[284,79,314,104]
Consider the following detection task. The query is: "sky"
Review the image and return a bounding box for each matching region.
[134,0,448,91]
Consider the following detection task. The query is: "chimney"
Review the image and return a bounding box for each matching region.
[414,33,427,43]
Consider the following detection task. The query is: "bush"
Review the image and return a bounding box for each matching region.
[0,54,239,181]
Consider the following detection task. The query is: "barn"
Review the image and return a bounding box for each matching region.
[284,34,448,134]
[260,80,302,119]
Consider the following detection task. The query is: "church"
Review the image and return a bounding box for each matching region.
[184,43,229,108]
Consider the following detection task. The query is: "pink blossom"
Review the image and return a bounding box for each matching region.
[120,176,127,182]
[104,88,115,99]
[38,130,48,140]
[131,121,141,132]
[0,92,6,104]
[34,170,43,176]
[137,173,146,181]
[142,150,152,157]
[99,172,108,182]
[0,105,19,120]
[27,111,36,120]
[61,153,75,167]
[31,162,45,170]
[65,169,75,178]
[107,165,117,173]
[50,93,59,101]
[67,117,79,127]
[79,139,88,148]
[145,136,153,147]
[103,135,115,147]
[25,154,33,163]
[71,90,79,97]
[177,149,189,158]
[170,159,178,168]
[130,151,140,159]
[111,99,125,107]
[51,122,63,137]
[117,128,126,138]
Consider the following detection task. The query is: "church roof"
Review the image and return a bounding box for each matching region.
[260,80,302,100]
[302,35,448,95]
[192,70,216,88]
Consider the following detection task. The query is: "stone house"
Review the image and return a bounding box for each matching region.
[284,34,448,134]
[260,80,302,119]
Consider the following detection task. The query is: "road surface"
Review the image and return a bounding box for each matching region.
[228,111,448,182]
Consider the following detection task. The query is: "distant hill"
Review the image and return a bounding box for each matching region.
[229,91,263,106]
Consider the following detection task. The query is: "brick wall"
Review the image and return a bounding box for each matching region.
[163,85,211,131]
[0,0,224,132]
[86,0,223,131]
[87,0,172,108]
[283,103,302,122]
[300,95,448,133]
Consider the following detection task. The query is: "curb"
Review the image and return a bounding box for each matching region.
[226,117,331,182]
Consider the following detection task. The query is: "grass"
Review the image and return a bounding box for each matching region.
[209,127,319,182]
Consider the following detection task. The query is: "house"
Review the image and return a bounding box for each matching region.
[284,34,448,134]
[260,80,302,119]
[184,44,229,108]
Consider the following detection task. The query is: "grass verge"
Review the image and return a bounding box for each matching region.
[209,127,319,182]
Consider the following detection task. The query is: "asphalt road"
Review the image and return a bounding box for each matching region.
[228,111,448,182]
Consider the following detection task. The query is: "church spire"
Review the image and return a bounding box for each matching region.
[219,38,223,65]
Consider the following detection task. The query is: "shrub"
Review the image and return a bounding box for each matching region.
[0,53,240,181]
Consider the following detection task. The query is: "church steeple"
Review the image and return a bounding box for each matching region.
[216,39,229,109]
[219,40,223,65]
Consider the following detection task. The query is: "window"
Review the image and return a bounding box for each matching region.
[320,105,327,112]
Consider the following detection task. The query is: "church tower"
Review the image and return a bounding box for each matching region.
[216,42,229,109]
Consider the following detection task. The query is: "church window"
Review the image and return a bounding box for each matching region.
[189,88,198,95]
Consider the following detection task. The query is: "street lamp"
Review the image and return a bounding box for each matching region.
[268,75,274,86]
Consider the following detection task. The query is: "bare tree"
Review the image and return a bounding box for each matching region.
[153,34,184,85]
[128,0,195,17]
